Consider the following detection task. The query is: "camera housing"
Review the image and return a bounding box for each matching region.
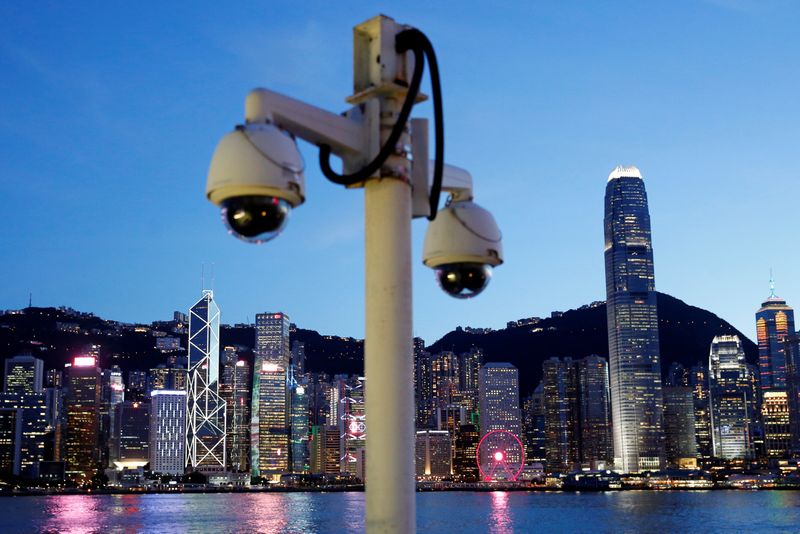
[206,123,306,243]
[422,200,503,298]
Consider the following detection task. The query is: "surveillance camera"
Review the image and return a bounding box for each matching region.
[422,200,503,298]
[206,123,306,243]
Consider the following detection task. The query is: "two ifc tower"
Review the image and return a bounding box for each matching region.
[605,165,666,473]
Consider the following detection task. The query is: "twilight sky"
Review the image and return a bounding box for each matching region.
[1,1,798,345]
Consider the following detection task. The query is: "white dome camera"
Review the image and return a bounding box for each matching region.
[206,122,306,243]
[422,200,503,298]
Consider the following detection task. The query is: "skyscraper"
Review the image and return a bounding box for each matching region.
[64,356,101,483]
[255,313,291,366]
[478,363,521,467]
[577,355,613,467]
[4,355,43,394]
[415,430,452,479]
[149,390,187,476]
[756,281,794,457]
[251,362,289,478]
[604,165,666,472]
[662,387,698,468]
[709,335,753,460]
[757,280,795,390]
[186,291,227,472]
[109,401,150,470]
[542,357,579,473]
[220,350,250,473]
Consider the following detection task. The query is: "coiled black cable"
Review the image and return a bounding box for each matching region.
[317,28,444,220]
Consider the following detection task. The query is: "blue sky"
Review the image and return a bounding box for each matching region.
[1,1,798,345]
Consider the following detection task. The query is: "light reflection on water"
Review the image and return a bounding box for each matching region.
[0,490,797,533]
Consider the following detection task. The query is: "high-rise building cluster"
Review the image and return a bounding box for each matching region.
[1,165,799,488]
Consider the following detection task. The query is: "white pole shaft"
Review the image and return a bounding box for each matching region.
[364,177,415,533]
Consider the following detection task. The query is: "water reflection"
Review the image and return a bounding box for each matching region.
[489,491,513,534]
[40,495,107,534]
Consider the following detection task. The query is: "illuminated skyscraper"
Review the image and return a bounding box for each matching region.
[414,338,434,429]
[522,384,547,466]
[604,165,666,472]
[453,423,480,482]
[149,390,186,475]
[0,392,47,477]
[290,380,310,473]
[220,349,250,472]
[338,376,366,477]
[662,387,698,467]
[251,362,289,477]
[4,355,43,394]
[186,291,226,472]
[542,357,579,472]
[64,356,101,483]
[757,279,795,391]
[709,335,753,460]
[255,313,291,366]
[478,363,521,467]
[756,280,794,457]
[786,334,800,451]
[109,401,150,470]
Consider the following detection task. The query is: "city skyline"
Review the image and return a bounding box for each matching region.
[2,2,800,344]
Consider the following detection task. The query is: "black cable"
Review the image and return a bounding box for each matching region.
[416,33,444,221]
[318,30,424,185]
[317,28,445,220]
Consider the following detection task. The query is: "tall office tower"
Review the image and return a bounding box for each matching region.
[415,430,452,479]
[785,334,800,451]
[522,384,547,466]
[0,392,47,477]
[186,290,227,472]
[0,410,16,474]
[255,312,291,366]
[453,423,480,482]
[431,351,460,414]
[414,340,434,429]
[290,381,310,473]
[220,352,251,472]
[291,341,306,375]
[688,364,713,462]
[756,281,794,457]
[458,347,483,424]
[109,401,150,470]
[542,357,579,473]
[577,355,613,467]
[100,365,125,469]
[64,356,101,483]
[309,425,341,475]
[149,390,187,476]
[251,362,289,478]
[339,376,366,476]
[604,165,666,473]
[757,280,795,390]
[478,363,522,467]
[662,387,698,468]
[709,335,753,460]
[4,355,43,394]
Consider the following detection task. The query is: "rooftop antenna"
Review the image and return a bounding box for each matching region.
[211,262,215,293]
[28,292,32,308]
[201,262,206,292]
[769,268,776,298]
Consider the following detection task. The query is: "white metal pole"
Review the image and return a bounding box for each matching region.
[364,176,414,533]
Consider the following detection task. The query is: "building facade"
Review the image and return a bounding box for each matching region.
[709,335,753,460]
[185,291,227,472]
[149,390,186,476]
[64,356,101,483]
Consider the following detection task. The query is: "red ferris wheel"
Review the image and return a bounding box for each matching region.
[476,430,525,482]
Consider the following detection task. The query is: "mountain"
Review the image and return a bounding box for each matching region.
[0,292,755,396]
[428,292,756,396]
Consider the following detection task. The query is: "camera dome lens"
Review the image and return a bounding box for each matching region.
[220,195,291,244]
[435,263,492,299]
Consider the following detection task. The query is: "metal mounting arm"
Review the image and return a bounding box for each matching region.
[245,88,366,157]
